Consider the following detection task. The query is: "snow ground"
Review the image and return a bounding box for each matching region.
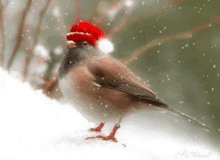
[0,68,219,160]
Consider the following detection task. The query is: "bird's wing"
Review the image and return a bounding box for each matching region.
[87,57,212,132]
[87,56,167,107]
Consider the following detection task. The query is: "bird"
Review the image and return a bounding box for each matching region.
[58,21,211,142]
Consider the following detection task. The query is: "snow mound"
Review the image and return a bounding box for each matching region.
[0,68,218,160]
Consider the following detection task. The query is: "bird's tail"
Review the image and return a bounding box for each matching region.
[158,105,212,132]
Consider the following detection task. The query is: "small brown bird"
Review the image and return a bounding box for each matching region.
[58,22,210,142]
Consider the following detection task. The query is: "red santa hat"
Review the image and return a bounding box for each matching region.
[66,22,114,54]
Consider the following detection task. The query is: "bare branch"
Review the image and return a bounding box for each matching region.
[121,16,220,64]
[108,1,175,37]
[189,16,220,34]
[6,0,32,71]
[0,0,5,67]
[41,51,62,98]
[92,0,125,24]
[73,0,82,23]
[108,5,134,39]
[3,0,11,9]
[51,0,67,44]
[4,7,23,25]
[22,0,51,81]
[42,77,58,96]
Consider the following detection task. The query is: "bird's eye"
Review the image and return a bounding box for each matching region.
[82,41,88,46]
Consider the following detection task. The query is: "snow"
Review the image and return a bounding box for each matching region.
[52,6,60,18]
[54,45,63,55]
[0,68,219,160]
[124,0,133,7]
[108,9,118,20]
[34,44,50,60]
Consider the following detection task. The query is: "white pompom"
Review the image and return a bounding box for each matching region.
[97,38,114,54]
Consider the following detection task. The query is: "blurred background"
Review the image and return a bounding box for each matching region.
[0,0,219,150]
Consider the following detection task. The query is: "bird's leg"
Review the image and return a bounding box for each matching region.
[86,117,123,142]
[89,122,105,132]
[96,123,120,142]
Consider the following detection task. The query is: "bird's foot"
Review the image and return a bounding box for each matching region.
[86,124,120,142]
[86,124,126,147]
[88,122,105,132]
[85,134,118,142]
[89,128,101,132]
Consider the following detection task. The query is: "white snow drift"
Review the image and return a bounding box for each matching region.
[0,68,218,160]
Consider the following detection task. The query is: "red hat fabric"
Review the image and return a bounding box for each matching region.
[67,22,106,46]
[66,22,114,54]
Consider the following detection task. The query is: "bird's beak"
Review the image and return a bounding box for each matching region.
[66,41,76,49]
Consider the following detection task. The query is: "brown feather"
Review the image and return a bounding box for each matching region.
[87,56,168,107]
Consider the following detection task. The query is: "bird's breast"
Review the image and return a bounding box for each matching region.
[59,65,133,122]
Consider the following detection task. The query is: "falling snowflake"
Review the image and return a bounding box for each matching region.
[34,44,50,60]
[124,0,133,7]
[54,46,63,55]
[53,6,60,17]
[108,9,118,20]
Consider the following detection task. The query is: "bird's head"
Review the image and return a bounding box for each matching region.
[66,22,114,55]
[59,22,114,78]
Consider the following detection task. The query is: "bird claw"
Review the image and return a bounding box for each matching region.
[98,135,118,142]
[88,122,105,132]
[89,128,102,132]
[86,135,118,142]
